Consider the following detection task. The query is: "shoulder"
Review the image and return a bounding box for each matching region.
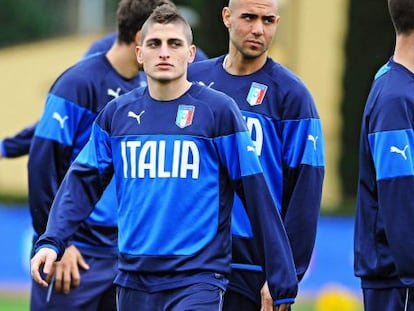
[188,56,224,76]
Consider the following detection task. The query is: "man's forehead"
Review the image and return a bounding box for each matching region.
[230,0,278,15]
[144,23,186,40]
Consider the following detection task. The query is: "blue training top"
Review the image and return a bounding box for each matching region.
[28,53,146,258]
[188,56,325,304]
[34,83,298,304]
[355,58,414,288]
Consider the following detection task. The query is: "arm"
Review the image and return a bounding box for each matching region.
[368,94,414,285]
[32,119,114,286]
[281,116,325,281]
[0,122,37,158]
[215,99,298,304]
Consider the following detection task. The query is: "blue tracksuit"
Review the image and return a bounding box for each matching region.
[34,83,298,305]
[355,58,414,309]
[188,56,325,306]
[28,53,146,310]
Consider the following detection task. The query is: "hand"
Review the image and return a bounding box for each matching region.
[30,248,58,288]
[260,282,273,311]
[53,245,90,294]
[274,303,291,311]
[260,282,291,311]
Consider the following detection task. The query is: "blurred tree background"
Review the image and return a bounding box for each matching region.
[0,0,397,214]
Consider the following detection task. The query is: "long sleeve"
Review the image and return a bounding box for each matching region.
[1,123,36,158]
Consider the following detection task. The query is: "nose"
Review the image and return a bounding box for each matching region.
[159,42,170,59]
[251,20,264,36]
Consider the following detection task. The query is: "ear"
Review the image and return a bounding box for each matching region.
[222,7,231,29]
[187,44,196,64]
[135,45,143,65]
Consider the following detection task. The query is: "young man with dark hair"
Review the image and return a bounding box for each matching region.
[31,4,298,311]
[26,1,172,310]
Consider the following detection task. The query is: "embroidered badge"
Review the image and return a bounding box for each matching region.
[176,105,195,128]
[246,82,268,106]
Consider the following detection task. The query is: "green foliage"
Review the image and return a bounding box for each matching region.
[0,0,71,47]
[339,0,394,204]
[174,0,228,57]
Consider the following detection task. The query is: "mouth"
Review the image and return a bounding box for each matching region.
[156,63,173,70]
[246,40,263,48]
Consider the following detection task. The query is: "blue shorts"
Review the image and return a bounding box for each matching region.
[363,287,414,311]
[116,283,224,311]
[30,255,117,311]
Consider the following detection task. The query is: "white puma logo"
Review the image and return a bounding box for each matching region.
[390,145,409,160]
[52,112,68,129]
[197,81,215,88]
[247,145,256,152]
[308,134,318,150]
[128,110,145,124]
[107,87,121,98]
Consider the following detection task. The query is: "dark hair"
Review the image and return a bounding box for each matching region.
[116,0,175,44]
[388,0,414,34]
[140,3,193,44]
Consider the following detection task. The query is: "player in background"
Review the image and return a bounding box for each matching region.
[0,3,208,160]
[25,0,173,310]
[31,4,298,311]
[354,0,414,310]
[187,0,325,310]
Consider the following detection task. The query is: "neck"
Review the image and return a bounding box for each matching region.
[223,47,267,75]
[393,33,414,73]
[106,42,140,79]
[147,79,192,101]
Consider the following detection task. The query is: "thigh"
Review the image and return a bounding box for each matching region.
[222,289,259,311]
[169,283,224,311]
[31,256,117,311]
[117,284,224,311]
[363,287,414,311]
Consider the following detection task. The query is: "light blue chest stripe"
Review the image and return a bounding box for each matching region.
[214,131,263,180]
[35,93,95,146]
[369,129,414,180]
[282,118,325,168]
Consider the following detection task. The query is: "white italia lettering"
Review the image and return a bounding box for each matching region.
[120,139,200,179]
[244,116,263,156]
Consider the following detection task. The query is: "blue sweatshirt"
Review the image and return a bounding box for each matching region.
[188,56,325,303]
[28,53,146,258]
[355,58,414,288]
[35,83,298,304]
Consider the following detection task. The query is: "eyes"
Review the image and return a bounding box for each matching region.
[145,39,184,48]
[240,13,276,25]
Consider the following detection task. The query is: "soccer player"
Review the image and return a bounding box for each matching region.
[30,4,298,311]
[187,0,325,310]
[26,0,172,310]
[354,0,414,310]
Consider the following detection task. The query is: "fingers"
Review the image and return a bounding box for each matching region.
[53,245,89,294]
[77,253,90,271]
[260,282,273,311]
[30,248,57,288]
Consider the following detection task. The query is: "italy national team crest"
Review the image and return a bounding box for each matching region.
[176,105,195,128]
[246,82,268,106]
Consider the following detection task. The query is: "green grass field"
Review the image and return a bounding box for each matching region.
[0,293,362,311]
[0,294,317,311]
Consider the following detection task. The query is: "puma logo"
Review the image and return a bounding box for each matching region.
[308,135,318,150]
[390,145,409,160]
[107,87,121,98]
[128,110,145,124]
[52,112,68,129]
[197,81,215,88]
[247,145,256,152]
